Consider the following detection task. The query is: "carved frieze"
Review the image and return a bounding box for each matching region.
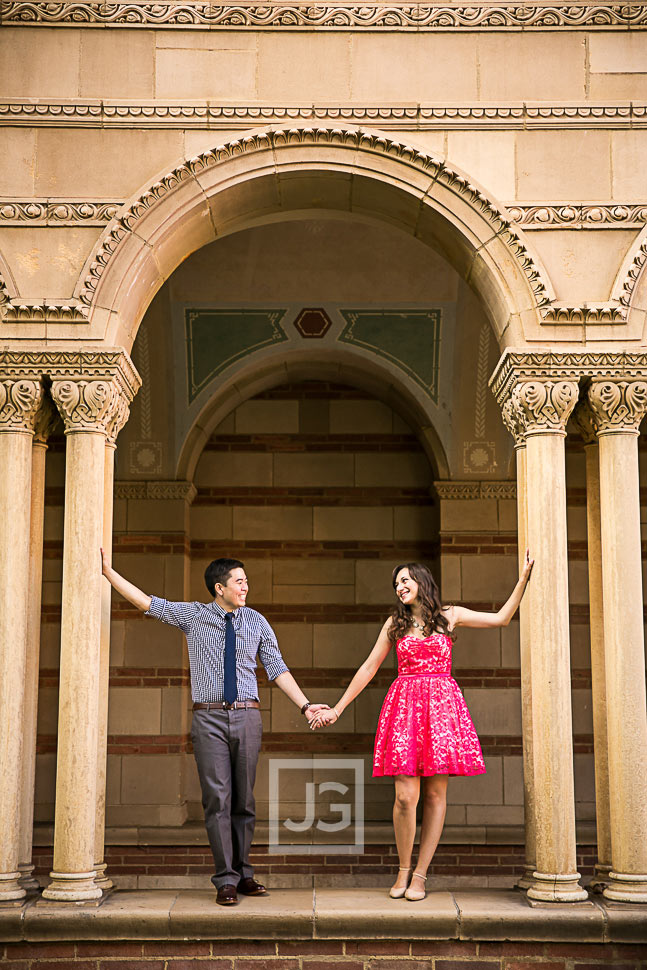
[0,100,644,129]
[0,379,43,433]
[587,380,647,433]
[3,1,647,29]
[0,200,122,226]
[507,204,647,230]
[433,481,516,500]
[114,481,197,502]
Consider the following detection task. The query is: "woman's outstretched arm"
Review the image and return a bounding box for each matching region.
[310,618,393,728]
[449,548,534,630]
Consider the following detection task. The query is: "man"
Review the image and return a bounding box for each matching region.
[101,552,328,905]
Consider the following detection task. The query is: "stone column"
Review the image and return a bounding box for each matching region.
[586,378,647,903]
[502,400,536,890]
[509,379,587,902]
[572,404,612,891]
[94,397,129,891]
[18,399,60,892]
[43,357,139,902]
[0,376,43,901]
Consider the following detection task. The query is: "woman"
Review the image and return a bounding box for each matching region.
[310,553,533,901]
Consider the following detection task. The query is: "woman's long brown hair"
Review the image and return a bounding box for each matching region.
[388,562,451,645]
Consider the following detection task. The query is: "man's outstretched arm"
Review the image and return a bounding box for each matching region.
[101,547,152,613]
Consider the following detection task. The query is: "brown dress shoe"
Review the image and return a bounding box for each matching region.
[216,884,238,905]
[237,877,268,896]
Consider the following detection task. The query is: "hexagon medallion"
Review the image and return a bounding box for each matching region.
[293,307,333,339]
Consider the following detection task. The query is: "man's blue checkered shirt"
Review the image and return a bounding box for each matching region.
[145,596,289,703]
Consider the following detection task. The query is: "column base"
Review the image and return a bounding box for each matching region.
[0,871,27,901]
[18,863,41,893]
[515,866,539,891]
[526,871,588,903]
[93,862,113,892]
[41,870,102,902]
[588,863,612,894]
[603,871,647,903]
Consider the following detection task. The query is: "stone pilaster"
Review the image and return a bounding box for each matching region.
[18,398,60,892]
[501,398,536,892]
[42,352,139,902]
[0,372,44,901]
[571,402,612,892]
[585,377,647,903]
[492,352,587,903]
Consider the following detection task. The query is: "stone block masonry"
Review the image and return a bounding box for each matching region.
[1,939,647,968]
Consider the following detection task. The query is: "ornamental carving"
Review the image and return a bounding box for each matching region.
[0,200,121,226]
[51,379,124,435]
[507,204,647,230]
[114,481,197,502]
[433,480,516,500]
[33,395,61,445]
[490,350,647,406]
[1,100,644,129]
[501,398,525,447]
[3,1,647,28]
[587,380,647,433]
[76,125,551,317]
[510,380,579,434]
[0,379,43,433]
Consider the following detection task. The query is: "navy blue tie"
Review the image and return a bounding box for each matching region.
[223,612,237,704]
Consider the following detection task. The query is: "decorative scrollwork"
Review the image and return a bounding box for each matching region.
[2,1,646,29]
[587,380,647,433]
[433,480,516,500]
[510,380,579,434]
[114,480,197,501]
[0,200,122,226]
[0,379,43,432]
[51,379,124,435]
[507,203,647,230]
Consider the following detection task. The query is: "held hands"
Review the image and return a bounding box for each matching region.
[304,703,331,725]
[309,707,340,730]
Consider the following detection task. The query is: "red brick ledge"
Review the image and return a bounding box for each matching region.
[0,889,646,946]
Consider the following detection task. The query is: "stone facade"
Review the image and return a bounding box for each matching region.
[1,6,646,913]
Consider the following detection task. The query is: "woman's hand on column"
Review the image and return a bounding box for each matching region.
[100,546,111,577]
[521,548,535,584]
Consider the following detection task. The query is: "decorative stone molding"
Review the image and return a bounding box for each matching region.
[1,101,645,130]
[510,380,579,434]
[507,204,647,230]
[539,304,627,324]
[501,398,526,448]
[433,480,516,500]
[586,380,647,434]
[2,1,646,29]
[490,350,647,407]
[0,200,122,226]
[0,301,89,323]
[76,125,552,319]
[0,379,43,433]
[0,350,140,437]
[615,230,647,311]
[114,481,197,502]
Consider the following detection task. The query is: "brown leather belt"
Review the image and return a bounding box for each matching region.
[193,700,260,711]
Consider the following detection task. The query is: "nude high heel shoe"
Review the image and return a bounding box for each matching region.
[389,866,412,899]
[404,871,427,901]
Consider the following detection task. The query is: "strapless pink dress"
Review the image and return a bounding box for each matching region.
[373,633,486,777]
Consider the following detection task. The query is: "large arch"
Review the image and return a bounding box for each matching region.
[74,125,555,352]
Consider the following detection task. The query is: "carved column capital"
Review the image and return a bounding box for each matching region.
[571,401,599,446]
[501,397,526,448]
[51,378,129,438]
[586,379,647,435]
[510,380,579,437]
[33,396,61,446]
[0,379,43,434]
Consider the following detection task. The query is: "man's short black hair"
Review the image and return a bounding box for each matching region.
[204,558,245,597]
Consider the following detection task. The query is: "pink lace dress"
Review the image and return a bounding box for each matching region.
[373,633,486,777]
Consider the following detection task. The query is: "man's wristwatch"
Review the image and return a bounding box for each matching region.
[301,701,312,715]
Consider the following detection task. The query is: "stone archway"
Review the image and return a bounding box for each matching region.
[73,125,554,352]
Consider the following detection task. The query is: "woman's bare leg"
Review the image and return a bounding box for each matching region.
[409,774,448,892]
[391,775,420,891]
